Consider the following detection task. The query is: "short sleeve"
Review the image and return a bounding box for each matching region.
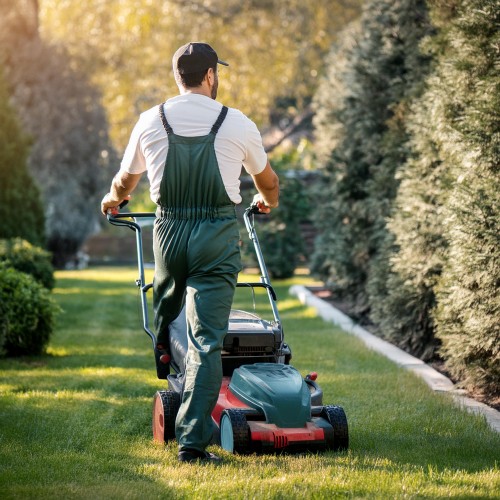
[119,118,147,174]
[242,117,267,175]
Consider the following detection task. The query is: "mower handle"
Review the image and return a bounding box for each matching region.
[107,202,280,337]
[106,208,156,347]
[245,203,269,216]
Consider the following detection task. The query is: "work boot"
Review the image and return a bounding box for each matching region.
[178,449,222,464]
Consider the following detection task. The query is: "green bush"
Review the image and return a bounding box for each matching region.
[243,147,311,279]
[0,264,57,357]
[0,238,55,290]
[257,174,309,279]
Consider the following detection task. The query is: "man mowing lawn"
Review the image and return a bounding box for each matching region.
[101,42,280,463]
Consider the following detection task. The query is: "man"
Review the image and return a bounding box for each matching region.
[101,42,279,463]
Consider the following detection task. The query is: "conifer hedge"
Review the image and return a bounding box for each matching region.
[432,0,499,397]
[313,0,499,396]
[312,0,433,319]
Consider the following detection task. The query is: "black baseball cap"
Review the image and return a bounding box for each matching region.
[173,42,229,75]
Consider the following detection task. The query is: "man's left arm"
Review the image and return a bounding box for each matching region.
[100,171,143,215]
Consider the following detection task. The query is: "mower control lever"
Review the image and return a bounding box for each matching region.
[248,203,268,215]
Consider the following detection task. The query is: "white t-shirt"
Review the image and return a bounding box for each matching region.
[120,93,267,204]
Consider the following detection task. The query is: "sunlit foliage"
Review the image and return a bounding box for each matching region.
[39,0,362,149]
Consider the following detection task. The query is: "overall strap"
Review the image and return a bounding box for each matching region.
[159,103,228,136]
[210,106,228,135]
[158,102,173,135]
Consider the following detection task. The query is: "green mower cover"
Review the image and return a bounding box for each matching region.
[229,364,311,428]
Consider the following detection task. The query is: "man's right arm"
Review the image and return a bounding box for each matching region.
[100,171,142,215]
[251,161,279,213]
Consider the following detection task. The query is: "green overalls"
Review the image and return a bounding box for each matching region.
[153,103,242,452]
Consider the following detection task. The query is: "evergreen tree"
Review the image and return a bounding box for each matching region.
[380,0,499,387]
[312,0,432,319]
[374,90,452,359]
[433,0,500,397]
[0,67,45,247]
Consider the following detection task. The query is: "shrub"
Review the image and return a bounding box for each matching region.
[0,264,57,357]
[243,147,311,279]
[0,238,55,290]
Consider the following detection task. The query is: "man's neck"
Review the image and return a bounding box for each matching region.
[180,86,211,98]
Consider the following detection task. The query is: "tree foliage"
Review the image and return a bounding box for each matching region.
[0,66,45,247]
[313,0,499,397]
[373,89,452,359]
[432,0,500,397]
[39,0,362,150]
[0,1,118,267]
[312,0,433,319]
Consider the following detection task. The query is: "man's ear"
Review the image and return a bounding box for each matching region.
[206,67,215,85]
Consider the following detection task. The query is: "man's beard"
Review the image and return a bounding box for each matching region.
[211,73,219,99]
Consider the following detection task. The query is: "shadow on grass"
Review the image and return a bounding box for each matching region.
[1,351,164,399]
[8,361,497,477]
[350,425,500,473]
[0,393,174,496]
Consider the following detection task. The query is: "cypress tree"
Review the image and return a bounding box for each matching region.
[375,90,452,359]
[433,0,500,397]
[381,0,499,388]
[312,0,432,319]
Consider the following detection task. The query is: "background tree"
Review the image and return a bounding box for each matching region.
[374,89,452,359]
[0,1,117,267]
[0,66,45,247]
[242,146,312,279]
[39,0,363,150]
[311,0,433,319]
[432,0,499,398]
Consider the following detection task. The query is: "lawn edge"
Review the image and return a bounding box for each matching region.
[290,284,500,434]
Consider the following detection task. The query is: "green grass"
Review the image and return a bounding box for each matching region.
[1,267,499,499]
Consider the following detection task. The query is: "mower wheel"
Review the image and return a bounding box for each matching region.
[321,405,349,451]
[220,409,250,454]
[152,390,180,444]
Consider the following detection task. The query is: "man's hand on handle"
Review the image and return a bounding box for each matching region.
[251,194,272,214]
[101,193,131,216]
[251,161,280,213]
[100,171,142,216]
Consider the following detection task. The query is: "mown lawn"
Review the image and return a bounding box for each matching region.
[0,267,499,499]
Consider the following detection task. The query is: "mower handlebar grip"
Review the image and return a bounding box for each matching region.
[245,203,269,216]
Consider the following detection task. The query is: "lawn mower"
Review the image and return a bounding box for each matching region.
[108,205,348,454]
